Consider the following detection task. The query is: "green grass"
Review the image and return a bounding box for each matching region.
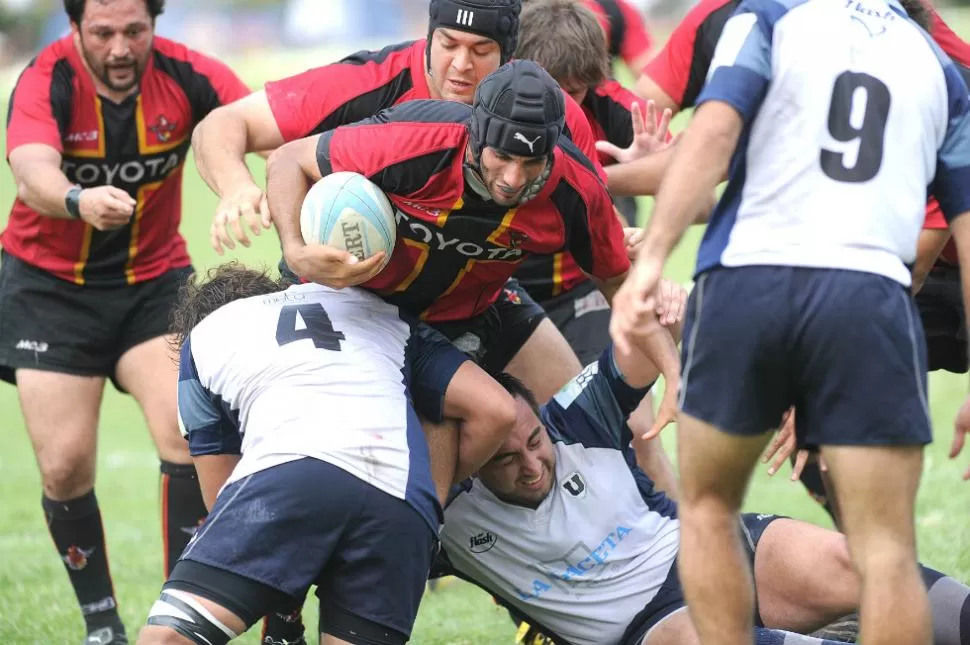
[2,17,970,643]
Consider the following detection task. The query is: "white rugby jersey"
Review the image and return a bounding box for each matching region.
[177,283,468,531]
[695,0,970,286]
[440,350,679,645]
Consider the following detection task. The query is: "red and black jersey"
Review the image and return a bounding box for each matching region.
[264,38,606,181]
[516,79,643,302]
[3,35,249,286]
[313,100,629,322]
[582,0,654,72]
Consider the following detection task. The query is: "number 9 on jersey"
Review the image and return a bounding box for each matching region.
[300,171,397,269]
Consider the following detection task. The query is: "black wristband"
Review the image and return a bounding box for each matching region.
[65,186,82,219]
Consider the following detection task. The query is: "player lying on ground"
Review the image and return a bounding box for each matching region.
[137,263,517,645]
[2,0,250,642]
[435,281,970,645]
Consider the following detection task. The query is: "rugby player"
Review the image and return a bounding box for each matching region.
[610,1,970,644]
[1,0,249,642]
[137,263,517,645]
[436,317,970,645]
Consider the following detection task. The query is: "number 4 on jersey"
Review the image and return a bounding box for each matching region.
[276,303,346,350]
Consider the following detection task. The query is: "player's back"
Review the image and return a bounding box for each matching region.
[186,283,418,494]
[701,0,959,286]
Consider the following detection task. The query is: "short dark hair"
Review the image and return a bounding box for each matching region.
[64,0,166,25]
[492,371,541,417]
[169,262,282,350]
[515,0,610,90]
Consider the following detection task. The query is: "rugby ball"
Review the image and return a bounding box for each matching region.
[300,171,397,268]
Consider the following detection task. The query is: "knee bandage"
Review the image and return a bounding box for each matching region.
[146,589,239,645]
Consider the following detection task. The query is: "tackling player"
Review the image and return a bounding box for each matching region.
[265,60,680,426]
[1,0,249,642]
[137,263,516,645]
[611,1,970,644]
[435,313,970,645]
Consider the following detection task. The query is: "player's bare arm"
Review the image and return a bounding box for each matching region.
[611,100,741,358]
[9,143,135,230]
[192,91,285,254]
[193,454,241,510]
[603,145,675,197]
[947,210,970,481]
[265,135,385,289]
[441,362,517,483]
[634,73,680,113]
[912,228,952,294]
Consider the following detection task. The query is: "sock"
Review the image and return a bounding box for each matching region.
[754,627,845,644]
[160,461,208,577]
[921,565,970,645]
[43,491,123,634]
[261,604,306,644]
[795,459,838,525]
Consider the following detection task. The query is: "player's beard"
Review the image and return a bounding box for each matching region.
[80,36,149,93]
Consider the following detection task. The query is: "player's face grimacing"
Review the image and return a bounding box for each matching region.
[478,146,548,206]
[428,28,502,103]
[73,0,154,94]
[477,396,556,509]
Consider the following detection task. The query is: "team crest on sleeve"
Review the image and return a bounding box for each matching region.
[561,471,587,498]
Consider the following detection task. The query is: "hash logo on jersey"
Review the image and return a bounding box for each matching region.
[63,545,96,570]
[149,115,178,142]
[561,472,587,498]
[469,530,498,554]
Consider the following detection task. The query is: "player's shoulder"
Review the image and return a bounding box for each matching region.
[18,35,75,80]
[150,35,238,77]
[555,136,605,188]
[338,39,422,69]
[373,98,472,124]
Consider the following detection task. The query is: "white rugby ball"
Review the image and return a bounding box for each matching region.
[300,171,396,269]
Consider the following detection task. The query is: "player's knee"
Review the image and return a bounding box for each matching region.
[144,589,240,645]
[39,453,95,500]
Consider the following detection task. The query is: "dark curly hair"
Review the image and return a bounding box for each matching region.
[64,0,166,25]
[169,262,282,351]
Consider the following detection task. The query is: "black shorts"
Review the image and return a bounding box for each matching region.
[0,251,193,388]
[169,458,437,644]
[541,279,611,367]
[430,278,547,374]
[915,263,966,373]
[620,513,785,644]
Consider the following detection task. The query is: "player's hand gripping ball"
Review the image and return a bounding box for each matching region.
[300,172,397,271]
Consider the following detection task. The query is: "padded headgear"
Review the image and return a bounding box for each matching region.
[428,0,522,65]
[468,60,565,161]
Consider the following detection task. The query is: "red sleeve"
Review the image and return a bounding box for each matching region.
[570,175,630,280]
[642,0,732,107]
[616,0,653,70]
[5,61,64,157]
[183,49,250,109]
[564,93,608,183]
[928,5,970,66]
[924,199,948,230]
[265,42,419,142]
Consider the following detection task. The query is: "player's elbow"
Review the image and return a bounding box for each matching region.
[455,388,516,475]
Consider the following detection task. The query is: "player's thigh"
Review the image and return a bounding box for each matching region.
[315,478,437,645]
[915,265,967,374]
[541,280,612,368]
[678,267,793,439]
[820,444,924,559]
[16,368,106,496]
[142,580,250,645]
[114,266,194,459]
[793,269,932,448]
[748,515,858,631]
[640,610,699,645]
[621,562,692,645]
[179,458,359,614]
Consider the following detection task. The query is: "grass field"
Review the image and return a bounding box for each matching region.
[2,17,970,644]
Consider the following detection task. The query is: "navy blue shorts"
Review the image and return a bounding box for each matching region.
[167,457,437,643]
[620,513,784,643]
[680,267,932,448]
